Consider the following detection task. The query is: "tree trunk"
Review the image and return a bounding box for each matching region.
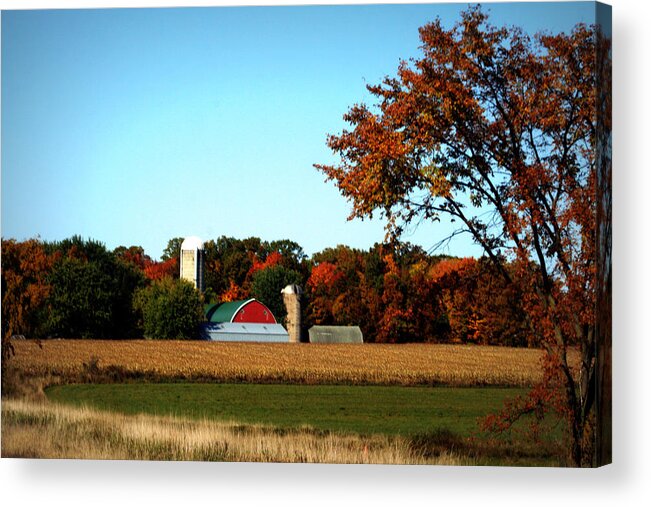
[570,411,584,467]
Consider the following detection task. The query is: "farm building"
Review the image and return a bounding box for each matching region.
[308,326,364,344]
[180,236,205,292]
[200,322,289,342]
[200,298,289,342]
[281,284,302,343]
[204,298,277,324]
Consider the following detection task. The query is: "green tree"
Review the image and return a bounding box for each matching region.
[265,239,309,275]
[46,258,115,338]
[133,278,203,339]
[200,236,309,303]
[203,236,260,298]
[161,237,185,263]
[251,265,302,324]
[46,235,112,262]
[45,237,145,338]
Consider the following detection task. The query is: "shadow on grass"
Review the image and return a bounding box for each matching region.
[408,427,567,467]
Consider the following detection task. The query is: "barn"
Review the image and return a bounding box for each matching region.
[200,298,289,342]
[205,299,276,324]
[200,322,289,342]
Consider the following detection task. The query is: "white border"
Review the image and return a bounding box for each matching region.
[2,1,649,506]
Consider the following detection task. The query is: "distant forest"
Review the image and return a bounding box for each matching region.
[2,235,537,346]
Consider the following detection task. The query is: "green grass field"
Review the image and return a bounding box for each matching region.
[46,383,528,437]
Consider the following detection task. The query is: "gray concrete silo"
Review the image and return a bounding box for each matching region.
[180,236,205,292]
[281,284,302,343]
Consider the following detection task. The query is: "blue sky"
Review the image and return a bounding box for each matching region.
[1,1,599,260]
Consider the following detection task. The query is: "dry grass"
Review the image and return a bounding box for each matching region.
[1,398,474,465]
[8,339,577,387]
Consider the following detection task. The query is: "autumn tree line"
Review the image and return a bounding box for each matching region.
[1,6,610,466]
[1,234,537,347]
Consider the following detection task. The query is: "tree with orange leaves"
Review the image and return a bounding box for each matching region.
[316,6,610,466]
[430,257,531,347]
[1,238,56,382]
[306,261,344,325]
[220,279,248,303]
[143,257,179,281]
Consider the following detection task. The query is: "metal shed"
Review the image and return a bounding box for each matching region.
[308,326,364,344]
[200,322,289,342]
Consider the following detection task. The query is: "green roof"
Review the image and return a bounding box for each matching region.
[208,299,255,323]
[204,303,221,321]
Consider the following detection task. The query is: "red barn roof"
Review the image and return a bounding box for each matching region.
[206,299,277,324]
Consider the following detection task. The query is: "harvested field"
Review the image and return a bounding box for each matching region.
[9,340,578,387]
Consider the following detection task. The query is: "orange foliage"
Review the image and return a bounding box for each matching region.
[220,280,248,303]
[306,262,344,325]
[248,251,283,277]
[429,257,476,283]
[315,5,610,464]
[307,262,343,291]
[143,258,178,281]
[1,239,56,343]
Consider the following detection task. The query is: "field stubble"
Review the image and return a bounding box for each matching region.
[8,340,577,388]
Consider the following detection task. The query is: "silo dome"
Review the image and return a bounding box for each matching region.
[181,236,204,251]
[281,284,303,295]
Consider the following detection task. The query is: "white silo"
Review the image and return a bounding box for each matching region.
[281,284,303,343]
[180,236,205,292]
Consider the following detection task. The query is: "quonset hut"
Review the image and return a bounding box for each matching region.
[308,326,364,344]
[205,299,276,324]
[200,298,289,342]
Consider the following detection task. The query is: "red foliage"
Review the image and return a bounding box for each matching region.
[115,246,150,271]
[306,262,345,325]
[248,251,284,277]
[307,262,343,292]
[143,258,178,281]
